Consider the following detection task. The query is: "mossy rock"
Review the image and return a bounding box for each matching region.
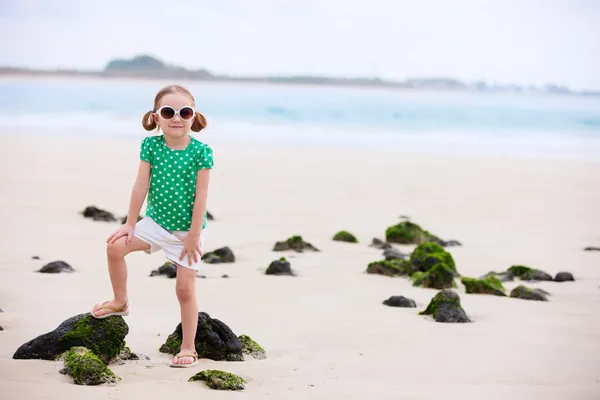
[385,221,429,244]
[265,257,296,276]
[509,285,549,301]
[62,347,120,386]
[332,230,358,243]
[419,290,470,323]
[189,370,245,390]
[202,247,235,264]
[461,276,506,296]
[410,242,457,273]
[507,265,552,281]
[273,235,319,252]
[13,313,128,364]
[239,334,267,360]
[411,263,456,289]
[159,312,243,361]
[366,259,414,277]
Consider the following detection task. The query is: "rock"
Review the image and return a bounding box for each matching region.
[383,247,409,260]
[366,259,414,277]
[583,246,600,251]
[273,235,319,252]
[37,260,75,274]
[480,271,514,282]
[159,312,243,361]
[265,257,296,276]
[411,263,456,289]
[510,285,549,301]
[197,275,207,279]
[461,276,506,296]
[32,256,40,260]
[0,325,4,331]
[112,345,140,362]
[410,242,457,274]
[419,290,471,323]
[508,265,552,281]
[207,211,214,220]
[62,347,120,386]
[385,221,430,244]
[369,238,392,250]
[82,206,117,222]
[439,239,462,247]
[202,247,235,264]
[13,313,128,363]
[0,308,3,312]
[189,370,245,391]
[554,272,575,282]
[239,334,267,360]
[120,215,143,225]
[332,230,358,243]
[150,262,177,278]
[382,296,416,308]
[221,274,229,278]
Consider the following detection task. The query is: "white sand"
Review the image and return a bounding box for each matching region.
[0,135,599,399]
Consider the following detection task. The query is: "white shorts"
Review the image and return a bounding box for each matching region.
[133,217,206,271]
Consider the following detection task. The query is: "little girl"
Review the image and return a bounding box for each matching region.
[90,84,213,368]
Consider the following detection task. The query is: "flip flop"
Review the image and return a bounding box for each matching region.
[170,352,199,368]
[90,301,129,319]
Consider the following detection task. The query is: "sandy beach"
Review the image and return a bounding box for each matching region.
[0,135,599,399]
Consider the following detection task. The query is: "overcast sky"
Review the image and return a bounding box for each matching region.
[1,0,599,90]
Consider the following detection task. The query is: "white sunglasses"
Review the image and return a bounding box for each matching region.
[155,106,196,121]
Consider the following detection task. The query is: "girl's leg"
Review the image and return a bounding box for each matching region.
[172,266,198,365]
[92,236,151,317]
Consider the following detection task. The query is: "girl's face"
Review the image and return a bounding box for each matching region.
[154,93,195,138]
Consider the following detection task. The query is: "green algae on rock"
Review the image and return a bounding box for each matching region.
[273,235,320,252]
[411,263,456,289]
[62,347,120,386]
[461,276,506,296]
[385,221,430,244]
[509,285,549,301]
[410,242,457,273]
[419,290,471,323]
[332,230,358,243]
[507,265,552,281]
[366,259,415,277]
[239,334,267,360]
[189,369,245,390]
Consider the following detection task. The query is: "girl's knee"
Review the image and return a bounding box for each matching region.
[176,281,195,303]
[106,239,127,260]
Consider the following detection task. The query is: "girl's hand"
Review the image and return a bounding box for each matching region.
[107,224,135,245]
[177,233,203,265]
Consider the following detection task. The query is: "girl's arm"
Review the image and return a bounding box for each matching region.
[179,169,211,264]
[125,160,151,227]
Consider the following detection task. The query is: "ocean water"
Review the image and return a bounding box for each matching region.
[0,78,599,160]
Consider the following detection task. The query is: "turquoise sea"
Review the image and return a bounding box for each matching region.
[1,78,599,160]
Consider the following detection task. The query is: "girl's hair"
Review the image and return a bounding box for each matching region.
[142,85,207,132]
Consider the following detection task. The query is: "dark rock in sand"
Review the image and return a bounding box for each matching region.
[239,334,267,360]
[32,256,40,260]
[265,257,296,276]
[207,211,214,220]
[332,230,358,243]
[113,346,140,362]
[411,263,456,289]
[366,259,414,277]
[120,215,143,225]
[409,242,457,274]
[369,238,392,250]
[189,370,246,390]
[383,296,417,308]
[383,247,409,260]
[202,247,235,264]
[13,313,128,363]
[37,261,75,274]
[159,312,243,361]
[509,285,549,301]
[439,239,462,247]
[583,246,600,251]
[83,206,117,222]
[62,346,120,386]
[221,274,229,278]
[0,325,3,331]
[554,272,575,282]
[273,235,319,252]
[508,265,552,281]
[420,290,470,323]
[197,275,207,279]
[150,262,177,278]
[481,271,514,282]
[461,276,506,296]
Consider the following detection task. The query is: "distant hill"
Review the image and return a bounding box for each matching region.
[104,55,213,79]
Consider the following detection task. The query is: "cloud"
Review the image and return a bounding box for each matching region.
[0,0,599,90]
